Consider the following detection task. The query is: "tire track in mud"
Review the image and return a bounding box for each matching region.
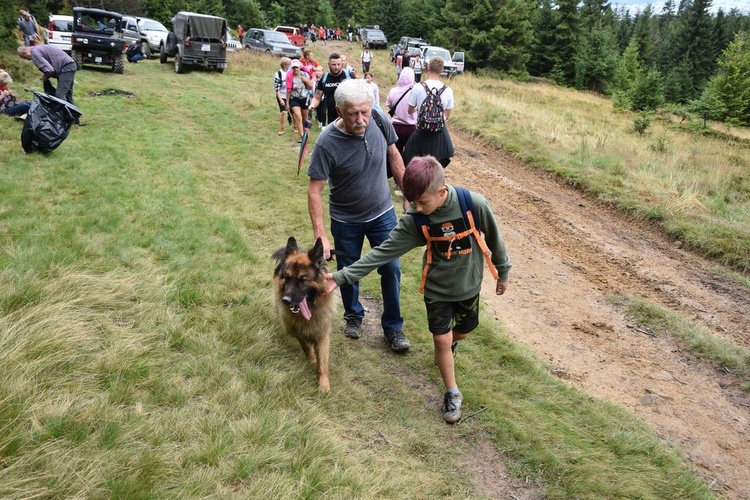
[445,132,750,498]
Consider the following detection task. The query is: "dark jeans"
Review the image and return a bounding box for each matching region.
[43,64,76,106]
[331,208,403,333]
[3,101,31,116]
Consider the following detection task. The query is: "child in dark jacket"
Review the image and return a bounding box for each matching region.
[326,155,511,423]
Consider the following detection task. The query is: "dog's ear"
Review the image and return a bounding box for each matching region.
[285,236,299,253]
[271,237,300,276]
[309,237,326,268]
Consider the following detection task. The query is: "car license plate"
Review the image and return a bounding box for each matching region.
[62,36,70,41]
[95,56,102,63]
[201,44,210,51]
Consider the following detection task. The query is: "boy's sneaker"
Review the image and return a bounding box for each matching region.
[384,330,410,352]
[343,318,362,339]
[443,391,463,423]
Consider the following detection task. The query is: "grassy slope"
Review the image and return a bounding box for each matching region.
[0,49,715,498]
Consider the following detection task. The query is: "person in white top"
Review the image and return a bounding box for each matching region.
[361,48,373,73]
[403,56,455,168]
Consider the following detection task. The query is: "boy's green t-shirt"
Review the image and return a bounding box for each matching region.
[332,185,511,301]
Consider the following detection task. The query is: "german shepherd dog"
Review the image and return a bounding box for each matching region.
[272,237,335,392]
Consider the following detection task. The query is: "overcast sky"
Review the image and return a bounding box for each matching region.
[610,0,750,14]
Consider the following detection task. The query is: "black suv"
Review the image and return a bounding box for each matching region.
[361,26,388,49]
[160,12,228,74]
[71,7,127,74]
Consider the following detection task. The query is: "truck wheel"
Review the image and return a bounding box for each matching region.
[72,49,83,70]
[141,40,151,58]
[160,44,168,63]
[113,53,124,74]
[174,53,185,73]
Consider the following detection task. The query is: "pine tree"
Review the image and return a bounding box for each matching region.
[576,26,618,93]
[689,87,727,127]
[528,0,558,77]
[671,0,715,96]
[551,0,580,85]
[707,32,750,125]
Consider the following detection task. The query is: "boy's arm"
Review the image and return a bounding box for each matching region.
[475,195,511,283]
[332,217,421,287]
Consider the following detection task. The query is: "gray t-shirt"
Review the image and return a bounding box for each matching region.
[307,108,398,223]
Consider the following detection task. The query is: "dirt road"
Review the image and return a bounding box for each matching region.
[317,40,749,495]
[446,131,750,498]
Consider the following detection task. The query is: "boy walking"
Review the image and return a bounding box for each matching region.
[325,156,511,423]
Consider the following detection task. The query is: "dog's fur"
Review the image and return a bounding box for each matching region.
[272,236,335,392]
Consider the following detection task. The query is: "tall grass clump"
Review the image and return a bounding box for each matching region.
[451,72,750,273]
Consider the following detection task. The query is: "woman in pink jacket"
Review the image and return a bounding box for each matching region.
[385,67,417,155]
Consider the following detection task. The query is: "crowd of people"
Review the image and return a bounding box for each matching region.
[272,43,512,424]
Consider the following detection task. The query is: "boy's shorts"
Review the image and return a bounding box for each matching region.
[424,294,480,335]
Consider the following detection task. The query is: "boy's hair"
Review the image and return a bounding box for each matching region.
[428,56,444,75]
[403,156,445,201]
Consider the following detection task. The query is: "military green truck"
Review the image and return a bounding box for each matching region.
[160,12,228,74]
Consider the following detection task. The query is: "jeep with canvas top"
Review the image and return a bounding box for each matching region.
[160,12,228,73]
[70,7,126,74]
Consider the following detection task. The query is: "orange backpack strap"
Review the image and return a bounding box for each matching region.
[415,188,499,293]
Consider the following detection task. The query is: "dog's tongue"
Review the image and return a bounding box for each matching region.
[299,297,312,321]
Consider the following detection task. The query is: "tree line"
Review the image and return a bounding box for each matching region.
[3,0,750,125]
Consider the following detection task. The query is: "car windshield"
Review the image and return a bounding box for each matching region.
[78,13,120,34]
[267,31,289,43]
[369,30,385,37]
[139,20,167,32]
[425,48,450,59]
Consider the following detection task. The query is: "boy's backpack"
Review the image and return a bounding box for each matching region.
[320,70,351,85]
[416,82,446,133]
[411,187,499,293]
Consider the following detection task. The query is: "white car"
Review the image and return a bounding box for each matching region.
[226,31,242,52]
[421,46,458,76]
[47,14,74,53]
[138,18,169,56]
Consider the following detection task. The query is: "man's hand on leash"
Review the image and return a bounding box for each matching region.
[496,280,509,295]
[324,274,338,294]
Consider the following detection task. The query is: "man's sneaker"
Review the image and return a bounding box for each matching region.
[443,391,463,423]
[384,330,410,352]
[343,318,362,339]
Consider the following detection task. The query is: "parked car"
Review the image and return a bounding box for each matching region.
[138,18,169,56]
[420,45,458,76]
[46,14,74,53]
[120,16,168,57]
[225,30,241,52]
[452,51,465,73]
[361,26,387,49]
[274,26,306,47]
[70,7,127,74]
[160,12,228,74]
[392,36,427,60]
[243,28,301,58]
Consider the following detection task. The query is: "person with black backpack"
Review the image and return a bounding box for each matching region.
[402,57,455,168]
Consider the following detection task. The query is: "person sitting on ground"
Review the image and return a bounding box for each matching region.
[126,41,147,63]
[0,69,32,117]
[325,155,511,423]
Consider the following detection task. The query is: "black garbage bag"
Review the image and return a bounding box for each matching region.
[21,91,82,154]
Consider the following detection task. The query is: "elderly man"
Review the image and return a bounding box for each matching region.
[308,53,350,126]
[307,79,410,352]
[17,44,77,107]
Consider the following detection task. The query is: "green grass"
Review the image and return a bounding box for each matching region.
[0,48,718,497]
